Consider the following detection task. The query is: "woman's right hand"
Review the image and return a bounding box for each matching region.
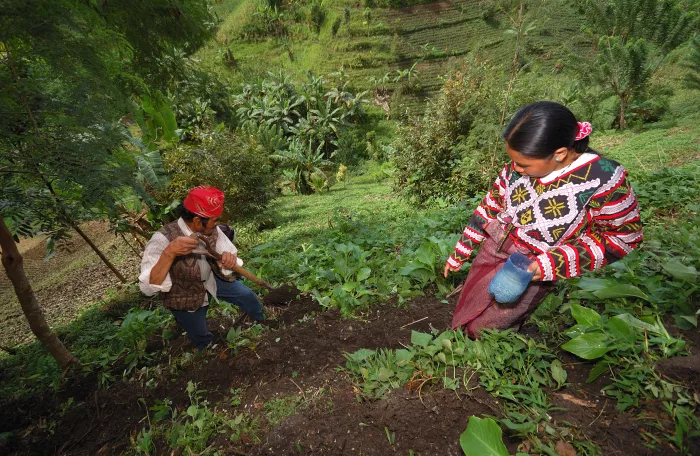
[443,261,462,278]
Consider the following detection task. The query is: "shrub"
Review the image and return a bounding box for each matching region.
[238,3,288,40]
[309,1,326,34]
[163,130,276,220]
[333,128,369,165]
[392,60,505,205]
[331,17,342,37]
[234,71,368,167]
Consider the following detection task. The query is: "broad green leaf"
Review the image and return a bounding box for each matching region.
[575,277,611,292]
[662,259,698,282]
[587,360,610,383]
[592,283,649,301]
[612,314,657,333]
[408,268,433,283]
[443,376,459,390]
[561,333,611,360]
[398,264,421,276]
[441,339,452,351]
[356,267,371,281]
[395,349,414,363]
[411,330,433,347]
[605,316,634,343]
[377,367,394,382]
[563,324,590,338]
[679,313,698,328]
[345,349,375,362]
[186,405,198,417]
[570,303,600,326]
[550,359,567,387]
[334,243,350,253]
[423,345,440,356]
[459,416,509,456]
[341,281,358,292]
[414,242,437,267]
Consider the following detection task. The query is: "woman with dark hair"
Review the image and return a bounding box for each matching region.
[444,101,643,339]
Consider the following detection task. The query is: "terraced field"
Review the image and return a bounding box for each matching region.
[376,0,590,113]
[203,0,590,116]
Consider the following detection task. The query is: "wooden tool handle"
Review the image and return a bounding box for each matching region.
[192,233,274,290]
[232,264,275,291]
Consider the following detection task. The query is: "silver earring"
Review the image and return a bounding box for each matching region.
[555,158,561,162]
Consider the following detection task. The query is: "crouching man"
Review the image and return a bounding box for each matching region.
[139,186,264,351]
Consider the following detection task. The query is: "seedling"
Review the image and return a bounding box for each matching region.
[384,427,396,446]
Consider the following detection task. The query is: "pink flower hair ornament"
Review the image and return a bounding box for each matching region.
[575,121,593,141]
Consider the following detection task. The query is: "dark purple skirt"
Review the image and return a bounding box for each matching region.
[452,220,553,339]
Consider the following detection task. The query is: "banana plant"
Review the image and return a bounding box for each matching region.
[271,139,331,194]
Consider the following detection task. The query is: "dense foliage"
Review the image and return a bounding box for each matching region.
[391,61,505,205]
[233,71,369,193]
[0,0,214,239]
[575,0,699,128]
[2,0,700,454]
[163,130,277,220]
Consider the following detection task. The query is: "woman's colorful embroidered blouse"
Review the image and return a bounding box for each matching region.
[448,154,643,281]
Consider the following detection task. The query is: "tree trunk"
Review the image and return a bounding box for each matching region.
[499,0,525,126]
[72,223,126,283]
[619,95,628,130]
[0,216,77,369]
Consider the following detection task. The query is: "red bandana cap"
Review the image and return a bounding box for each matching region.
[183,186,225,218]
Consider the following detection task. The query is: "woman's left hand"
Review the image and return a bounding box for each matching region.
[528,261,542,281]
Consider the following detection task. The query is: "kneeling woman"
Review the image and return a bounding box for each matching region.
[444,101,643,339]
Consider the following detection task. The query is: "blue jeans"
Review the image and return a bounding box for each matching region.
[171,306,213,351]
[171,279,264,351]
[214,277,265,322]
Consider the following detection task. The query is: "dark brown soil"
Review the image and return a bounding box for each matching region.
[262,284,301,307]
[656,352,700,387]
[0,292,695,456]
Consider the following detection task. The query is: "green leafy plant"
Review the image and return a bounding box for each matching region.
[683,34,700,90]
[460,416,508,456]
[148,382,258,453]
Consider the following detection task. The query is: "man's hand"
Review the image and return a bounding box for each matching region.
[443,260,462,278]
[165,236,199,257]
[528,261,543,281]
[219,251,238,269]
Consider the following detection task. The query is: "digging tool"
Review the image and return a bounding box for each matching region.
[188,233,275,291]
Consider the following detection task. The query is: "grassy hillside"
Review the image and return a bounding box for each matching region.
[199,0,591,116]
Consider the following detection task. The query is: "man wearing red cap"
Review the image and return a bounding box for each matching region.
[139,186,264,351]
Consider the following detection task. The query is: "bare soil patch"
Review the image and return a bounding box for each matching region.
[0,221,139,346]
[2,291,692,455]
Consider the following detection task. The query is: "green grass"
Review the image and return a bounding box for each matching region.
[237,165,412,247]
[595,109,700,174]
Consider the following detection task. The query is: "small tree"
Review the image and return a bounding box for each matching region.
[0,0,212,367]
[579,0,698,128]
[271,139,332,195]
[0,216,77,369]
[683,34,700,90]
[589,36,652,129]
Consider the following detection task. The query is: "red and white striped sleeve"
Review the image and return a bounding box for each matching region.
[535,170,643,281]
[447,165,509,268]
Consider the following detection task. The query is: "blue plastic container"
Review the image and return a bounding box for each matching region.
[488,252,535,304]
